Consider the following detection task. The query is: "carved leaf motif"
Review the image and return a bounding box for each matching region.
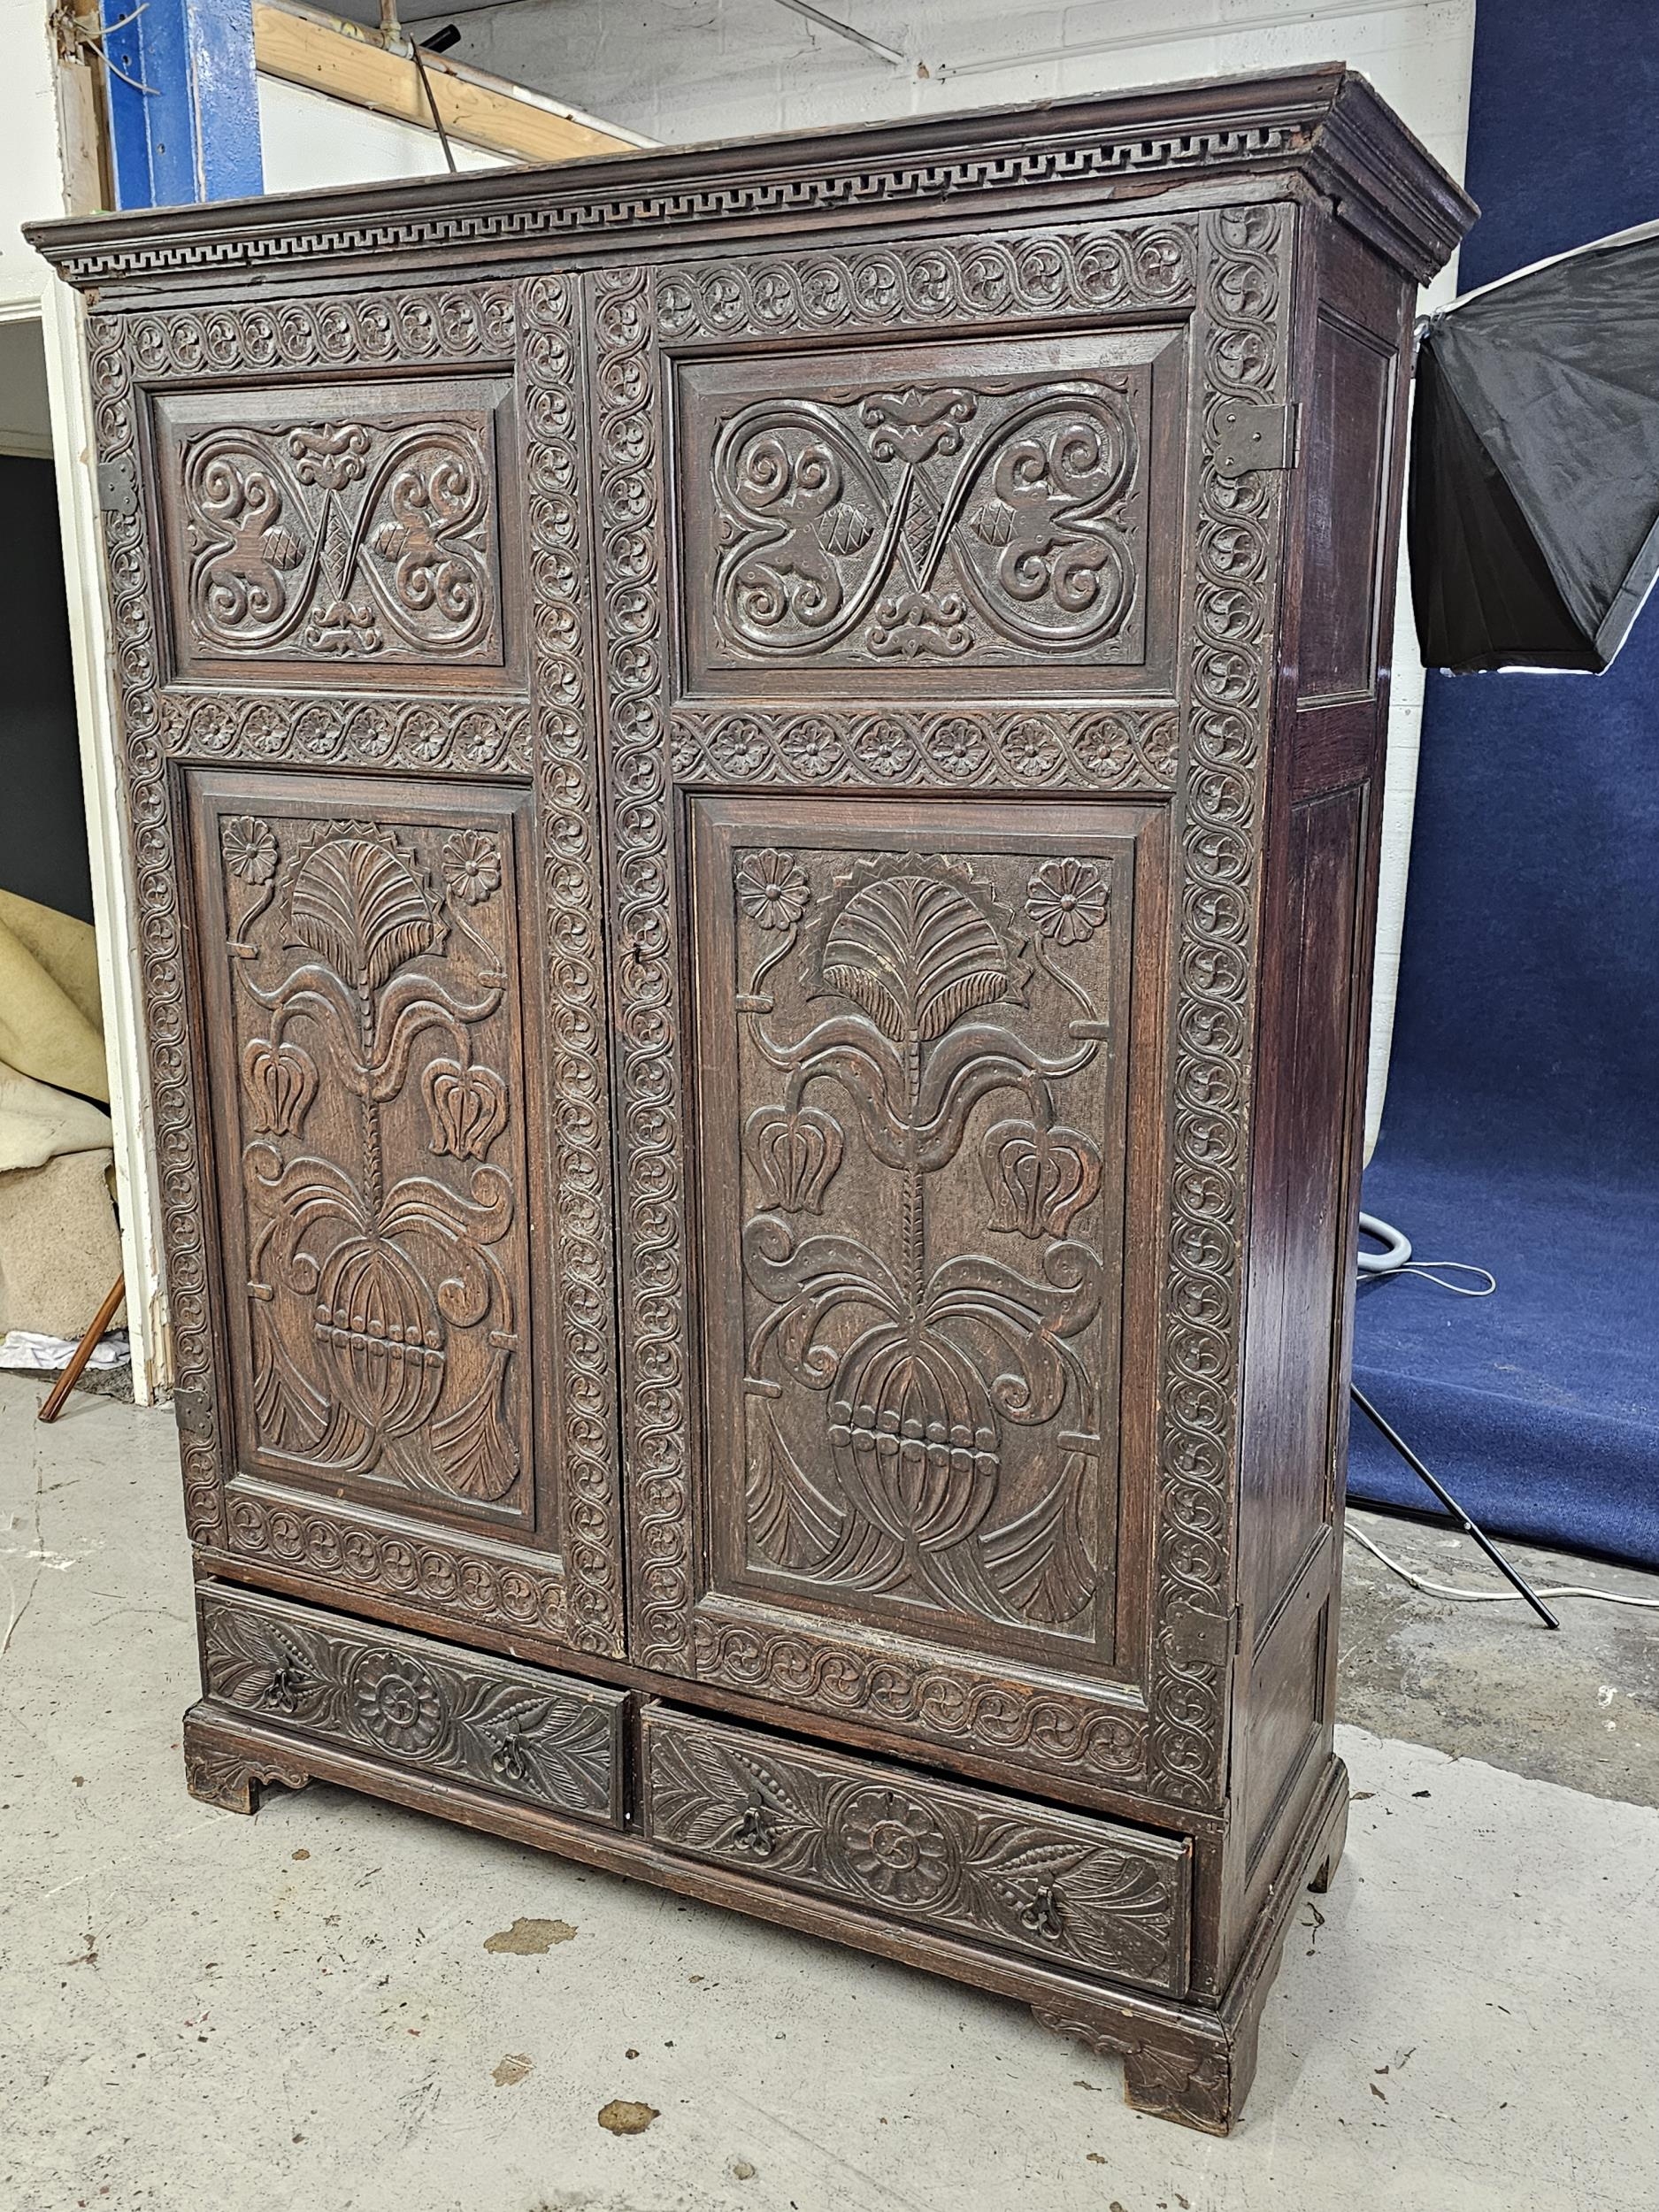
[979,1451,1099,1625]
[429,1350,520,1502]
[744,1103,843,1214]
[288,833,439,992]
[981,1117,1102,1239]
[746,1399,846,1571]
[250,1296,330,1452]
[821,869,1014,1041]
[424,1058,510,1162]
[242,1038,318,1136]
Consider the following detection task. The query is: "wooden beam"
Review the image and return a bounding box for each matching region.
[252,0,645,165]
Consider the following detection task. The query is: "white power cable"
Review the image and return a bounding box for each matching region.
[1349,1212,1659,1610]
[1346,1518,1659,1609]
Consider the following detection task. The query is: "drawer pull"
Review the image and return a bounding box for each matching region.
[1018,1882,1067,1942]
[735,1803,776,1857]
[261,1662,308,1714]
[488,1724,530,1786]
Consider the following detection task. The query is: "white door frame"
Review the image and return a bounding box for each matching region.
[2,288,167,1402]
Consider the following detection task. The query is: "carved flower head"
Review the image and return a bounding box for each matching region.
[735,849,810,931]
[222,816,279,884]
[349,1652,443,1756]
[840,1786,954,1908]
[442,829,502,905]
[1027,858,1108,947]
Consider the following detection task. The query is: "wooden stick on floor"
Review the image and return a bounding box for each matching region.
[37,1273,127,1425]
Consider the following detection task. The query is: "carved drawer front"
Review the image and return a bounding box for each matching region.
[199,1584,627,1824]
[641,1704,1191,1995]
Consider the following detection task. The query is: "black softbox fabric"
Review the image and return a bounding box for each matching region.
[1409,219,1659,672]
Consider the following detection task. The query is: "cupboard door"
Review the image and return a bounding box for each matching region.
[592,204,1294,1812]
[88,276,623,1657]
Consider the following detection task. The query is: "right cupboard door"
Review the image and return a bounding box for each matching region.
[591,200,1294,1818]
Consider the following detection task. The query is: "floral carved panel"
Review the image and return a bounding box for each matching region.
[642,1706,1189,1994]
[692,797,1160,1676]
[192,776,539,1525]
[199,1584,626,1823]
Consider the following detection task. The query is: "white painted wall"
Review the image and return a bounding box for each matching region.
[257,73,510,190]
[414,0,1477,1155]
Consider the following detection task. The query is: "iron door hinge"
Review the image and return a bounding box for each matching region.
[1214,401,1298,480]
[96,453,138,518]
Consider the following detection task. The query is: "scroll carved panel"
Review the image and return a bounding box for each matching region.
[693,795,1163,1678]
[677,329,1181,693]
[153,377,513,680]
[190,774,539,1525]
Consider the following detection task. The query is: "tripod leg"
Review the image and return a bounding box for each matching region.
[1349,1384,1561,1630]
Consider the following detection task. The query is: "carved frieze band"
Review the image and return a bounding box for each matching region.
[656,219,1195,339]
[124,287,517,381]
[157,689,532,776]
[223,1491,567,1638]
[670,705,1178,792]
[1145,204,1289,1806]
[53,130,1298,285]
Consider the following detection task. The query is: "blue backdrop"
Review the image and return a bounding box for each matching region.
[1349,0,1659,1564]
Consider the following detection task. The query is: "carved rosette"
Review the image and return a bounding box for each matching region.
[591,263,693,1670]
[157,689,531,777]
[1145,204,1291,1807]
[518,269,624,1655]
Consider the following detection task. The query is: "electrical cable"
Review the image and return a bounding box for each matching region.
[1349,1219,1658,1609]
[1346,1517,1659,1609]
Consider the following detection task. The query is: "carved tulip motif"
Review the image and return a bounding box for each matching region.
[424,1058,509,1162]
[242,1037,318,1136]
[744,1103,843,1214]
[982,1117,1102,1240]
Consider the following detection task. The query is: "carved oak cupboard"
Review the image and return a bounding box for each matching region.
[34,67,1472,2134]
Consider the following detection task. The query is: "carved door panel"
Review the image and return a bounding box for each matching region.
[594,204,1294,1810]
[89,274,622,1659]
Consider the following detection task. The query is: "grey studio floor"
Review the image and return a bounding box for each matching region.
[2,1372,1655,2212]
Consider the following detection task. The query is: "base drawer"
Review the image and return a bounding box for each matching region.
[196,1582,628,1826]
[640,1703,1191,1997]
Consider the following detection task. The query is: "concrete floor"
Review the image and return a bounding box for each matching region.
[3,1374,1655,2212]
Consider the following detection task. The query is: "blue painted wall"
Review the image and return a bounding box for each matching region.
[102,0,263,210]
[1382,1,1659,1184]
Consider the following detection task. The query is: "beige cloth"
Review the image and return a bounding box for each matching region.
[0,892,122,1334]
[0,888,110,1106]
[0,1148,123,1337]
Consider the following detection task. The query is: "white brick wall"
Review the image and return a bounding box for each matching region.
[403,0,1478,1154]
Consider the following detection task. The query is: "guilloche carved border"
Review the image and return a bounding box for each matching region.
[654,218,1195,339]
[90,278,624,1655]
[595,205,1290,1807]
[1144,204,1289,1804]
[670,704,1179,793]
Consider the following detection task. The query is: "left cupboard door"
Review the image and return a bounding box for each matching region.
[88,279,623,1661]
